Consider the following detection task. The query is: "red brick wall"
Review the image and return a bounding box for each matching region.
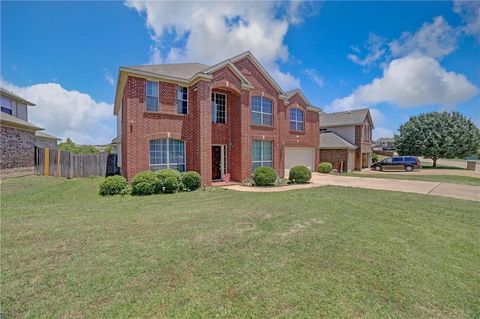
[121,57,320,184]
[319,149,349,173]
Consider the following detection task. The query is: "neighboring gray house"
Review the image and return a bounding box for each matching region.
[374,137,395,150]
[0,87,59,178]
[319,108,374,172]
[35,131,61,149]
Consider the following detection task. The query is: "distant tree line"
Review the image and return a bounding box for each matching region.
[58,138,114,155]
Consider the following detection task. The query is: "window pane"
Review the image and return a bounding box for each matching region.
[263,141,272,161]
[263,161,273,167]
[263,114,272,126]
[298,122,304,131]
[252,141,262,161]
[290,121,296,131]
[262,98,272,114]
[252,96,262,112]
[252,162,261,172]
[146,97,158,111]
[252,112,261,125]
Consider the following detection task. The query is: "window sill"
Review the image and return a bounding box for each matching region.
[144,111,187,117]
[250,124,275,129]
[289,130,305,135]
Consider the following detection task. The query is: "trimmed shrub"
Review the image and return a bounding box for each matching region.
[317,162,333,174]
[131,171,159,195]
[99,175,128,196]
[253,166,277,186]
[288,165,312,184]
[156,169,182,193]
[162,176,180,193]
[182,171,201,191]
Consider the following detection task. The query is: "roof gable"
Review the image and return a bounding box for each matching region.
[320,108,373,128]
[286,89,320,112]
[319,131,357,149]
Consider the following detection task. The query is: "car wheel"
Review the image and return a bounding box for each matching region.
[405,165,413,172]
[375,165,382,171]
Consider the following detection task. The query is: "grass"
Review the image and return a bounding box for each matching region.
[343,172,480,186]
[1,176,480,318]
[421,164,466,170]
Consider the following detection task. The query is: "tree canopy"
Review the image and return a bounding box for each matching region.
[58,138,100,155]
[395,112,480,167]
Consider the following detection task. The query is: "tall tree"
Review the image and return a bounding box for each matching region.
[395,112,480,167]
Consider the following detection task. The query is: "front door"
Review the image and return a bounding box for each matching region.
[212,146,222,180]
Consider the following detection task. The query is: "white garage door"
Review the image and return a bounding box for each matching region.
[285,147,315,170]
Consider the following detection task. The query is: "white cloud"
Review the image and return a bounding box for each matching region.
[125,0,318,91]
[330,54,478,110]
[1,80,114,145]
[347,33,387,67]
[373,127,394,140]
[389,16,458,59]
[104,69,115,86]
[304,68,324,87]
[454,0,480,42]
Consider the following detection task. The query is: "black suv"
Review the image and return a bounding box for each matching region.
[371,156,421,172]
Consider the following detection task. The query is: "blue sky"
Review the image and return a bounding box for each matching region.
[1,1,479,144]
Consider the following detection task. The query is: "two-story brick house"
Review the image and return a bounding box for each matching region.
[113,51,320,186]
[318,108,373,172]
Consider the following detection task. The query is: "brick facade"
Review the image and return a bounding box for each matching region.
[1,126,35,178]
[119,55,320,185]
[319,149,351,173]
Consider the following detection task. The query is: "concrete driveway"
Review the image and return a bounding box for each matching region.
[225,173,480,202]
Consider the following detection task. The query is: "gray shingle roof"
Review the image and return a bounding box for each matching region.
[375,137,395,143]
[319,131,357,149]
[0,112,42,131]
[0,87,35,106]
[35,130,61,140]
[124,63,210,80]
[319,108,371,128]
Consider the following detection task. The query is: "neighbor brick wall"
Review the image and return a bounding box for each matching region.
[1,126,35,178]
[319,149,349,173]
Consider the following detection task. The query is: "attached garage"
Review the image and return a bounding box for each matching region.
[319,131,357,173]
[285,147,315,170]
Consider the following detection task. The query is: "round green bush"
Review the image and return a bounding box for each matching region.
[288,165,312,184]
[131,171,159,195]
[156,169,182,193]
[182,171,201,191]
[317,162,333,174]
[162,176,180,193]
[99,175,128,196]
[253,166,277,186]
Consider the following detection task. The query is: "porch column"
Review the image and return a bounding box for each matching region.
[196,80,212,186]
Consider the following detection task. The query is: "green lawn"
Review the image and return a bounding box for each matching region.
[344,172,480,186]
[1,177,479,318]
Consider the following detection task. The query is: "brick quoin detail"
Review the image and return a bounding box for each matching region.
[120,57,320,185]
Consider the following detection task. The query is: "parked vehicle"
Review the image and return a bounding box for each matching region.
[371,156,421,172]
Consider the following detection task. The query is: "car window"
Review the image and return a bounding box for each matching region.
[405,156,415,161]
[383,158,392,163]
[392,157,403,163]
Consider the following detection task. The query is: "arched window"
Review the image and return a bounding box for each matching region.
[149,139,185,172]
[251,96,273,125]
[290,108,304,131]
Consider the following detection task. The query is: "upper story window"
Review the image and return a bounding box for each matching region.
[150,138,185,172]
[211,92,226,124]
[251,96,273,126]
[1,96,13,116]
[177,86,188,114]
[290,108,304,131]
[363,124,371,141]
[146,81,159,112]
[252,140,273,171]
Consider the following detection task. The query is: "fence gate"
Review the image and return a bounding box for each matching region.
[34,147,109,178]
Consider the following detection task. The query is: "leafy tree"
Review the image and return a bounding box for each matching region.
[105,144,114,155]
[395,112,480,167]
[58,138,99,155]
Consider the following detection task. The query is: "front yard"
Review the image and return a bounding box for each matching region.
[344,172,480,186]
[1,176,479,318]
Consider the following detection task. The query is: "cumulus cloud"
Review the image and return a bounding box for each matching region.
[104,69,115,86]
[347,33,388,68]
[125,0,318,91]
[330,54,478,110]
[454,0,480,41]
[389,16,458,59]
[304,68,324,87]
[1,80,114,144]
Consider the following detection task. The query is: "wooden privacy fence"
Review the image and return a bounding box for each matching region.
[35,147,108,178]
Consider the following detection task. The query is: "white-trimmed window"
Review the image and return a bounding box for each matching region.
[290,108,304,131]
[252,140,273,171]
[251,96,273,125]
[177,86,188,114]
[146,81,159,112]
[149,139,185,172]
[211,92,226,123]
